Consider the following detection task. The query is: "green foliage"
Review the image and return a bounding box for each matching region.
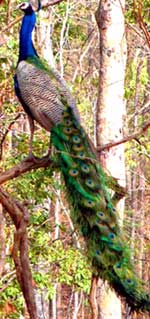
[30,227,91,294]
[125,0,136,24]
[0,279,24,318]
[139,61,149,87]
[125,0,150,25]
[53,241,91,292]
[125,59,137,99]
[5,168,53,203]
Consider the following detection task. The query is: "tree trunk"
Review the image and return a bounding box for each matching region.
[95,0,127,318]
[38,8,55,67]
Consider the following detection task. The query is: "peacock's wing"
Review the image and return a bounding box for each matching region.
[16,58,79,131]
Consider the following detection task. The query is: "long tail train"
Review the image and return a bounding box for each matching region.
[51,105,150,312]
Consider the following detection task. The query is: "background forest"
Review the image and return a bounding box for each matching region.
[0,0,150,318]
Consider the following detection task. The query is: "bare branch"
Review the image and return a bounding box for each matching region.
[0,187,37,319]
[97,122,150,152]
[59,0,70,77]
[1,16,22,34]
[0,273,16,293]
[132,0,150,48]
[0,114,22,160]
[0,154,53,185]
[0,0,65,36]
[137,0,150,48]
[41,0,65,8]
[30,0,65,10]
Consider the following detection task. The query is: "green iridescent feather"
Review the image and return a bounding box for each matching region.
[51,106,150,312]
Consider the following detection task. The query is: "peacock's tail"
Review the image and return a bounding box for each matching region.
[51,105,150,312]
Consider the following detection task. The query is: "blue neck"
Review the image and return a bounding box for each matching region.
[18,11,38,62]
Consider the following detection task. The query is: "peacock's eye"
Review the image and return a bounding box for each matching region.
[108,233,115,239]
[83,199,95,208]
[86,178,95,188]
[77,151,85,159]
[115,263,121,269]
[65,119,72,126]
[80,163,90,173]
[72,135,81,144]
[97,211,104,217]
[69,168,79,177]
[87,179,92,184]
[62,111,69,118]
[96,250,101,255]
[126,279,132,284]
[63,127,72,135]
[73,144,84,152]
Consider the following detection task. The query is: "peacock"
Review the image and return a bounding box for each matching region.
[14,1,150,312]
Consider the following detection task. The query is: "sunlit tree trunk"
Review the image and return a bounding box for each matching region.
[95,0,127,318]
[38,8,55,67]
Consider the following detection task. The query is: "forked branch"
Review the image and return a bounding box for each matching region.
[0,187,37,319]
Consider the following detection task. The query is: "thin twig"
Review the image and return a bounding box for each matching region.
[0,0,65,36]
[0,273,16,293]
[42,0,65,9]
[1,16,22,34]
[0,114,22,160]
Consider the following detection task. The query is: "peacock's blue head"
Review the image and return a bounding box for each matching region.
[17,2,34,14]
[17,0,41,14]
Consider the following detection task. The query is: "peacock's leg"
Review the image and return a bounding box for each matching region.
[28,115,35,156]
[27,115,51,160]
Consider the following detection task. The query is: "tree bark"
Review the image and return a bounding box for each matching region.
[0,187,38,319]
[95,0,127,317]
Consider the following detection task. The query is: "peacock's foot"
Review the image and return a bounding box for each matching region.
[46,147,52,157]
[25,152,40,163]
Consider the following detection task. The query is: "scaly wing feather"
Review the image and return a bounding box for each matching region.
[16,60,65,130]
